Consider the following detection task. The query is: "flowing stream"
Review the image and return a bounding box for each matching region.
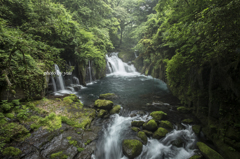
[77,53,198,159]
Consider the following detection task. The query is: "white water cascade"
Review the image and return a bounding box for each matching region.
[73,76,80,85]
[54,64,65,90]
[51,76,57,92]
[106,52,139,76]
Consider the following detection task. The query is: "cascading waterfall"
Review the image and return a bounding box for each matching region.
[106,52,138,76]
[134,52,138,58]
[54,64,65,90]
[51,76,57,92]
[73,76,80,85]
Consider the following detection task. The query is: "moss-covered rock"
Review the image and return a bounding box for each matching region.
[122,139,143,159]
[150,111,167,121]
[131,121,145,127]
[98,109,108,118]
[137,131,148,145]
[2,147,22,156]
[143,130,153,137]
[192,125,201,135]
[182,119,194,124]
[94,99,113,110]
[197,142,224,159]
[171,138,184,147]
[159,120,173,129]
[143,120,158,131]
[153,127,168,139]
[177,106,191,113]
[189,155,202,159]
[110,105,121,115]
[131,127,140,132]
[99,93,118,99]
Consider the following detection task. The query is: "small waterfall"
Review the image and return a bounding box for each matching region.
[51,76,57,92]
[134,51,138,58]
[106,52,138,75]
[88,61,93,83]
[54,64,65,90]
[73,76,80,85]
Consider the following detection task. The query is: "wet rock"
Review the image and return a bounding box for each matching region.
[143,120,158,131]
[176,123,185,130]
[98,109,108,118]
[182,119,194,124]
[171,138,184,147]
[65,145,78,158]
[110,105,121,115]
[94,99,114,110]
[75,142,96,159]
[153,127,168,139]
[131,121,145,127]
[99,93,118,100]
[197,142,224,159]
[137,131,148,145]
[23,151,41,159]
[142,130,153,137]
[159,120,173,130]
[122,139,143,159]
[137,111,146,116]
[150,111,167,121]
[192,125,201,135]
[130,113,137,117]
[177,106,191,113]
[131,127,140,132]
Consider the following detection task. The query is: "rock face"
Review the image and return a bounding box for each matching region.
[197,142,224,159]
[137,131,148,145]
[94,99,113,110]
[131,121,145,127]
[110,105,121,115]
[99,93,118,99]
[150,111,167,121]
[122,139,143,159]
[153,127,168,139]
[143,120,158,131]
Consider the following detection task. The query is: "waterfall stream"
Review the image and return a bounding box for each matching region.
[51,76,57,92]
[54,64,65,90]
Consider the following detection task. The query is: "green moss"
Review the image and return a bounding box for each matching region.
[94,99,113,110]
[131,121,145,127]
[131,127,140,132]
[99,93,117,99]
[189,155,202,159]
[143,119,158,131]
[192,125,201,135]
[2,147,22,156]
[137,131,148,144]
[98,109,108,118]
[85,139,92,145]
[5,113,15,119]
[177,106,190,113]
[159,120,173,129]
[110,105,121,115]
[153,127,168,139]
[50,151,68,159]
[122,139,143,157]
[77,147,84,152]
[150,111,167,121]
[182,119,193,124]
[197,142,224,159]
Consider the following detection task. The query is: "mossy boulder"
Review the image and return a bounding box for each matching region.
[122,139,143,159]
[137,131,148,145]
[192,125,201,135]
[131,121,145,127]
[143,130,153,137]
[94,99,113,110]
[153,127,168,139]
[177,106,191,113]
[189,155,203,159]
[197,142,224,159]
[131,127,140,132]
[150,111,167,121]
[143,120,158,131]
[98,109,108,118]
[99,93,118,99]
[182,119,194,124]
[159,120,173,129]
[110,105,121,115]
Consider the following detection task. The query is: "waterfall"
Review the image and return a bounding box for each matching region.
[88,61,93,83]
[51,76,57,92]
[73,76,80,85]
[106,52,139,76]
[134,51,138,58]
[54,64,65,90]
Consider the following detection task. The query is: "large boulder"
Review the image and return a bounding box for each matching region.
[150,111,167,121]
[197,142,224,159]
[153,127,168,139]
[143,120,158,131]
[109,105,121,115]
[159,120,173,130]
[131,121,145,127]
[122,139,143,159]
[94,99,113,110]
[137,131,148,145]
[99,93,118,100]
